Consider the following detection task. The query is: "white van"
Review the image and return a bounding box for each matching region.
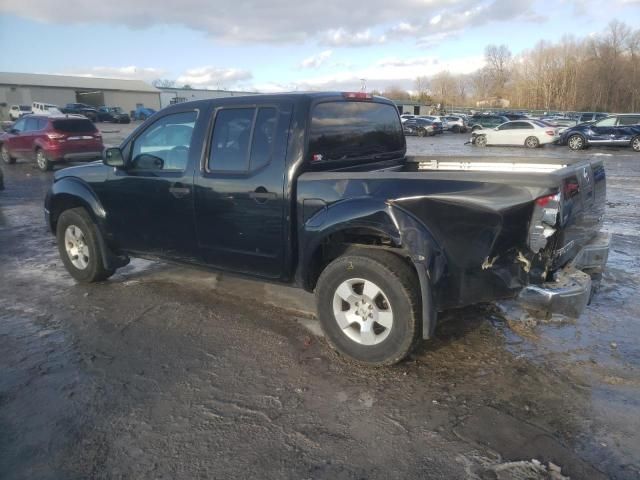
[32,102,63,116]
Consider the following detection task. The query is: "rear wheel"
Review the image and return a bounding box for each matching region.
[525,136,540,149]
[475,134,487,147]
[316,248,421,366]
[1,144,16,164]
[56,208,115,283]
[417,128,426,137]
[568,134,585,151]
[35,149,52,172]
[632,136,640,152]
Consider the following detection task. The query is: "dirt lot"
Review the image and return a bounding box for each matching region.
[1,125,639,479]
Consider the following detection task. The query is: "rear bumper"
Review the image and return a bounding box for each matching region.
[516,232,610,318]
[62,151,102,161]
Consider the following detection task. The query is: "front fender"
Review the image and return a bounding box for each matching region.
[45,176,107,233]
[299,198,444,338]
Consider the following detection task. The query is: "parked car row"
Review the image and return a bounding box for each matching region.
[468,113,640,151]
[8,102,140,124]
[401,114,468,135]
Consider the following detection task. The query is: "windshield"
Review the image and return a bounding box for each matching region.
[308,101,405,167]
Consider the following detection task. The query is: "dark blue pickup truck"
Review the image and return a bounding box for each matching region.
[45,92,610,365]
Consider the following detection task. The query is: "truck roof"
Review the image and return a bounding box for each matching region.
[166,92,395,110]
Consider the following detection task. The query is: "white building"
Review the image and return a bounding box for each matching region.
[158,86,261,108]
[0,72,161,120]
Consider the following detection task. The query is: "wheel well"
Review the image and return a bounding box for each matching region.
[305,228,415,292]
[49,195,89,233]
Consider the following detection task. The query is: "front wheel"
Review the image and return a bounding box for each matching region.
[525,136,540,149]
[56,208,115,283]
[316,249,421,366]
[632,136,640,152]
[568,134,585,151]
[475,134,487,147]
[35,149,52,171]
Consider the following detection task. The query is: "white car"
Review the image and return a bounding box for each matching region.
[400,114,416,123]
[9,105,32,120]
[32,102,62,116]
[472,120,560,148]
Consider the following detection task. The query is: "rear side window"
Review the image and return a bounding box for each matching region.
[209,108,255,172]
[52,119,97,133]
[308,101,404,166]
[208,106,278,172]
[618,116,640,126]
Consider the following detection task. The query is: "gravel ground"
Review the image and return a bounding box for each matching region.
[1,125,639,479]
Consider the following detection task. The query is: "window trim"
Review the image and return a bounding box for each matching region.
[127,109,200,174]
[202,104,279,176]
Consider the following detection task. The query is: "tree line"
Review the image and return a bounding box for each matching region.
[379,21,640,113]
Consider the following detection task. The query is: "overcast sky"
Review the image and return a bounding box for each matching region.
[0,0,639,92]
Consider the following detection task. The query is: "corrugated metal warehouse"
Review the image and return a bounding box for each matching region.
[0,72,161,120]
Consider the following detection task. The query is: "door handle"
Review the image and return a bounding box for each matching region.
[249,187,277,203]
[169,183,191,198]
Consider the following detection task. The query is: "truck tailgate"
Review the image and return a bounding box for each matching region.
[405,155,606,269]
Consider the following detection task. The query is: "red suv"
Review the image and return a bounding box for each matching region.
[1,115,103,171]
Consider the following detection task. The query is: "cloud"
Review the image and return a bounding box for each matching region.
[61,66,166,81]
[265,54,486,93]
[300,50,333,69]
[176,66,252,88]
[323,29,386,47]
[0,0,544,46]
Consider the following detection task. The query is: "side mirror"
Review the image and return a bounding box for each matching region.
[103,147,125,168]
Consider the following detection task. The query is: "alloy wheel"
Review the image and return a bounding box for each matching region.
[332,278,393,346]
[64,225,90,270]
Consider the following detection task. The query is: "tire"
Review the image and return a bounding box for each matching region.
[417,128,426,137]
[475,134,487,147]
[56,208,115,283]
[316,248,422,366]
[568,134,585,151]
[35,148,52,172]
[525,136,540,149]
[632,136,640,153]
[1,144,16,165]
[452,125,460,133]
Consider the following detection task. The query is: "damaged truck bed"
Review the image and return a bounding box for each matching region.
[298,155,608,325]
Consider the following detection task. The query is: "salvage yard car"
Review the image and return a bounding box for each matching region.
[96,106,131,124]
[560,114,640,151]
[1,115,103,171]
[45,92,610,365]
[471,120,560,148]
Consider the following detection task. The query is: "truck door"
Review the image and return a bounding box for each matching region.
[194,103,292,279]
[103,109,201,259]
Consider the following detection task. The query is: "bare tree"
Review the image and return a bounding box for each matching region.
[484,45,512,97]
[152,78,176,88]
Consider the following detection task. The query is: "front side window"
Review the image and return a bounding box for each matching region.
[131,111,197,171]
[595,117,617,127]
[498,122,513,130]
[12,118,26,132]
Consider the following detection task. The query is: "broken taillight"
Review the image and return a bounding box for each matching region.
[529,192,561,253]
